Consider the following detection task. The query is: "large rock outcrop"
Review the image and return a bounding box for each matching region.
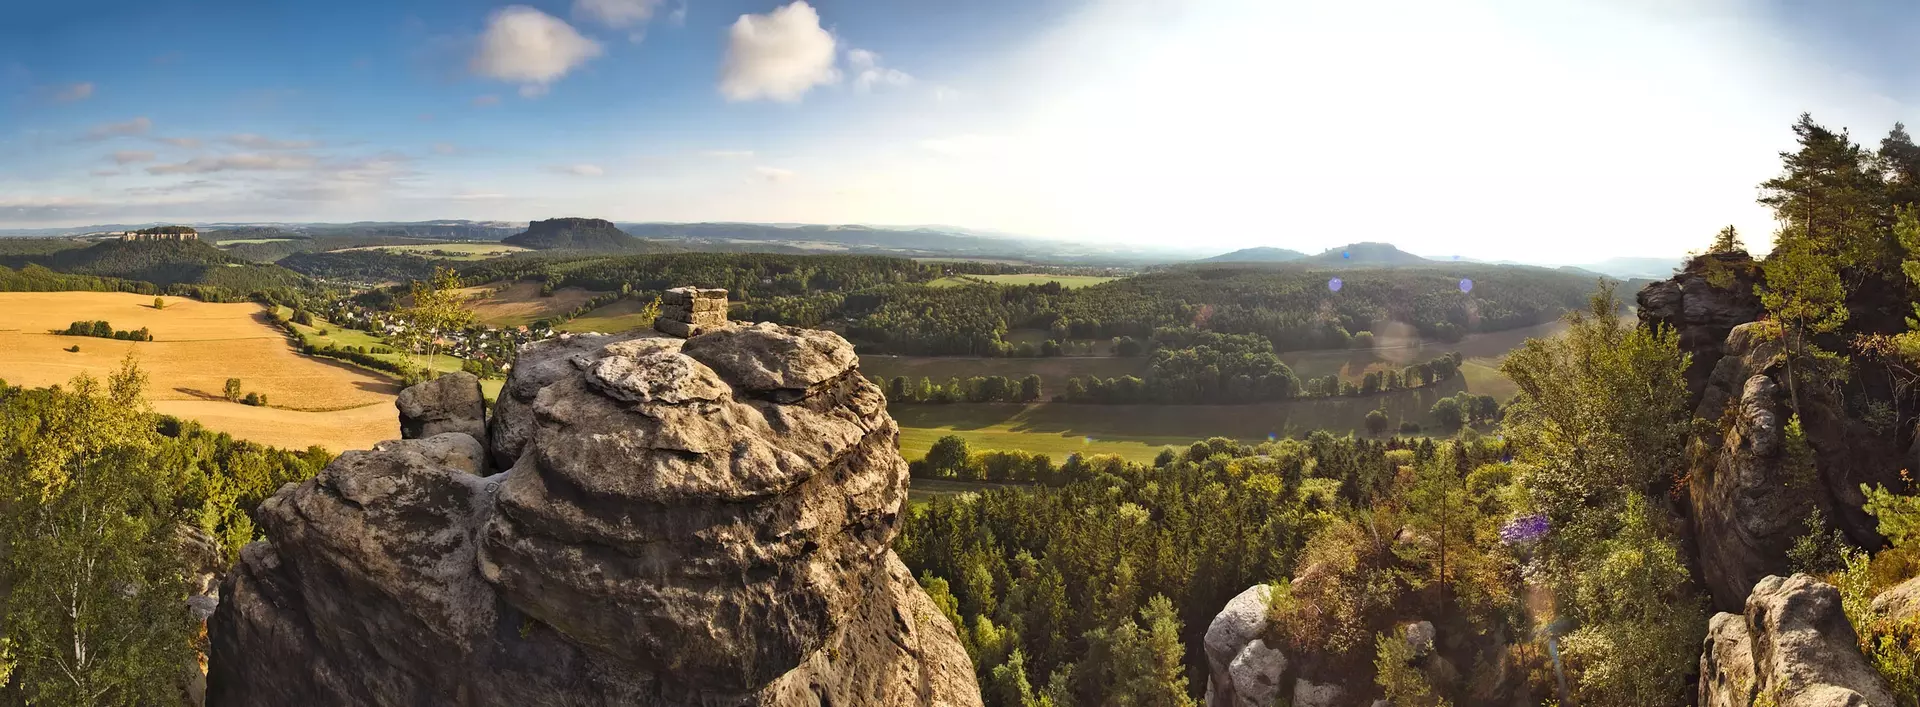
[1699,574,1897,706]
[1637,251,1765,401]
[395,370,488,451]
[1203,584,1284,707]
[208,325,981,706]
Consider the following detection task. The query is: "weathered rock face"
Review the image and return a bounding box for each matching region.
[395,370,488,451]
[1636,252,1764,402]
[1698,574,1897,707]
[208,325,981,706]
[1204,584,1281,707]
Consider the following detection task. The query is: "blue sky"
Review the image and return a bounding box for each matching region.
[5,0,1920,260]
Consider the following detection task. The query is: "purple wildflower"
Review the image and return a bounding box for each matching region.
[1500,514,1549,545]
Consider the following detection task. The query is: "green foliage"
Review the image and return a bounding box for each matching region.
[1786,507,1850,576]
[1863,482,1920,548]
[1836,548,1920,704]
[1710,225,1745,254]
[56,320,153,341]
[224,378,243,403]
[394,267,477,374]
[1555,496,1706,707]
[1375,627,1449,707]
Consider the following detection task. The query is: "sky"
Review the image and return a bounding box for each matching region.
[4,0,1920,261]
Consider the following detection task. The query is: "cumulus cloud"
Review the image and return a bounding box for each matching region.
[472,94,502,107]
[157,136,201,148]
[720,1,839,102]
[755,165,795,181]
[847,49,912,92]
[553,163,605,176]
[573,0,662,28]
[705,149,756,159]
[226,133,321,150]
[85,117,151,140]
[53,82,94,102]
[147,153,317,175]
[471,6,603,97]
[111,150,155,165]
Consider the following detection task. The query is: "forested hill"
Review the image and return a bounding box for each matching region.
[1299,241,1431,266]
[0,238,308,298]
[1198,246,1307,263]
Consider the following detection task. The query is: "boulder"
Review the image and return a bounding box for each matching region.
[1227,639,1286,707]
[208,322,981,706]
[1697,574,1897,707]
[1402,620,1436,660]
[395,371,488,451]
[1204,584,1275,707]
[1871,575,1920,623]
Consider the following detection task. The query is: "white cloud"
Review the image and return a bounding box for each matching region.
[720,1,839,102]
[148,153,317,175]
[472,94,502,107]
[705,149,756,159]
[226,133,321,150]
[847,49,912,92]
[755,166,795,181]
[573,0,662,28]
[157,136,201,148]
[554,163,605,176]
[111,150,155,165]
[85,117,151,140]
[53,82,94,102]
[471,6,603,96]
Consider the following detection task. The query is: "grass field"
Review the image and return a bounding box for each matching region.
[929,274,1119,289]
[456,281,613,328]
[0,292,399,451]
[891,376,1475,463]
[339,243,530,260]
[555,298,658,334]
[275,308,504,401]
[860,354,1146,397]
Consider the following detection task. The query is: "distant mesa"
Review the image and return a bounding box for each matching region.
[502,217,643,252]
[118,225,198,242]
[1198,246,1307,263]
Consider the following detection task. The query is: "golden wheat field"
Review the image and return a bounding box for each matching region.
[0,292,399,451]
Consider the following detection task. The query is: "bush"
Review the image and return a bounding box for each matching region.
[1399,420,1422,434]
[65,345,79,353]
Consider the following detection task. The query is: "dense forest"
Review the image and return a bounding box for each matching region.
[278,249,440,282]
[0,363,330,704]
[0,239,310,302]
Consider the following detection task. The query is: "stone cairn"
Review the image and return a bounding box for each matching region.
[655,286,730,338]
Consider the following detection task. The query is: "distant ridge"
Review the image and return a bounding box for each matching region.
[1199,246,1307,263]
[1302,242,1431,266]
[504,217,645,251]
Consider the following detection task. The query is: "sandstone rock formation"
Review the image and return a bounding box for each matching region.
[1646,259,1906,610]
[395,370,488,451]
[1203,584,1284,707]
[1698,574,1897,707]
[654,286,731,338]
[1636,251,1764,401]
[208,324,981,706]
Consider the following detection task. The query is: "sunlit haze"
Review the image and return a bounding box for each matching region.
[4,0,1916,260]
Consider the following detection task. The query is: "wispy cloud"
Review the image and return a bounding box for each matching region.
[705,149,755,159]
[472,94,502,107]
[720,1,838,102]
[471,6,603,98]
[226,133,321,150]
[432,143,460,155]
[84,117,151,140]
[111,150,155,165]
[553,163,605,176]
[156,136,202,148]
[52,82,94,103]
[847,49,912,92]
[148,153,318,175]
[755,165,795,181]
[573,0,663,29]
[919,134,1014,157]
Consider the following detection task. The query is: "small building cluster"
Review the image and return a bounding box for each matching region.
[655,287,730,338]
[119,226,199,242]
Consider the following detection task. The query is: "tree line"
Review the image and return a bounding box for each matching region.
[54,320,152,342]
[882,375,1044,404]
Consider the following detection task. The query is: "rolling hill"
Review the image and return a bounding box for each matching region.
[1301,242,1432,266]
[1199,246,1308,263]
